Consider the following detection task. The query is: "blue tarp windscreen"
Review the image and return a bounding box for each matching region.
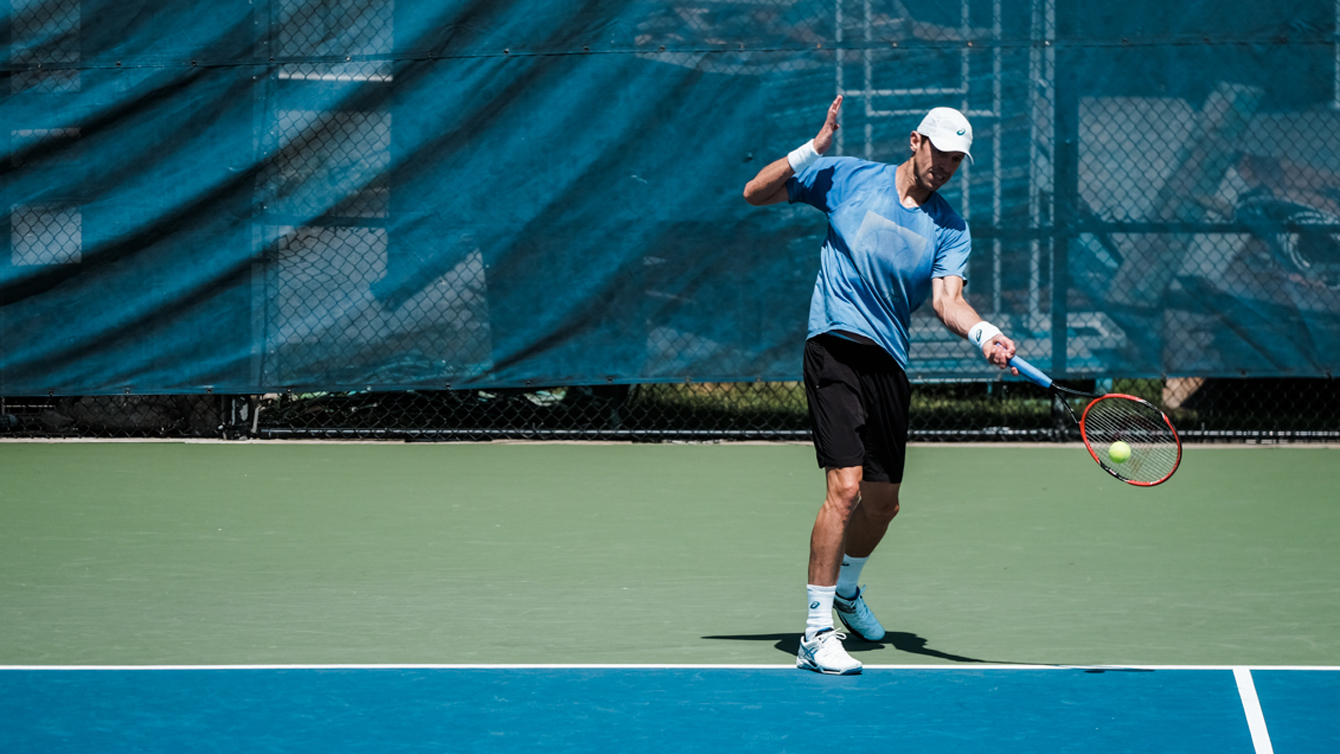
[1,0,1337,394]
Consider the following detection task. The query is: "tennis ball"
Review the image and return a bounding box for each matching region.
[1108,440,1132,464]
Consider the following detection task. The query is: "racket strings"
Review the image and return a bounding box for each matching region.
[1081,396,1181,484]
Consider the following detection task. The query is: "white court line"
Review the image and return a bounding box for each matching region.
[2,663,1338,672]
[1234,668,1275,754]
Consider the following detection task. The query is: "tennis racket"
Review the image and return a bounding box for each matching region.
[1009,355,1182,486]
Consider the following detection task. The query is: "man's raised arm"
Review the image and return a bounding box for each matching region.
[743,95,843,206]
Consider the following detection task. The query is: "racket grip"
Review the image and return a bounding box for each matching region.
[1008,355,1054,389]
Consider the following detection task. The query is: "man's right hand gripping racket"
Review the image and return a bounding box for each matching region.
[1009,355,1182,486]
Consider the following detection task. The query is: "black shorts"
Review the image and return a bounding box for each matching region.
[803,333,911,484]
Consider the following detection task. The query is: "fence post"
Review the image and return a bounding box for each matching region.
[1051,0,1079,439]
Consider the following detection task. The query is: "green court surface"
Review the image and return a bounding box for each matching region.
[2,441,1337,668]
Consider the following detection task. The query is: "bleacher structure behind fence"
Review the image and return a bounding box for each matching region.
[2,0,1339,442]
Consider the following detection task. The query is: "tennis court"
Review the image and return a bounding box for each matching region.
[3,441,1337,750]
[5,0,1340,749]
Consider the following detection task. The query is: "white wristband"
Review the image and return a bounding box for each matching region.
[968,321,1002,350]
[787,139,820,174]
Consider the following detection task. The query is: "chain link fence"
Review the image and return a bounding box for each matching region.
[4,377,1338,442]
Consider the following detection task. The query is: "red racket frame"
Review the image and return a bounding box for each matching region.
[1078,393,1182,486]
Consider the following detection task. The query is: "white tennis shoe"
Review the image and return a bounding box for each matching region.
[796,629,862,675]
[834,586,885,641]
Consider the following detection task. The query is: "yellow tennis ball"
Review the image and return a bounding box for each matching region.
[1109,441,1132,464]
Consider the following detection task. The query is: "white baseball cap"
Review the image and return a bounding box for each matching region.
[916,107,974,163]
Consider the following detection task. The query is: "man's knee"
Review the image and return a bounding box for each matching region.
[825,466,864,511]
[860,482,901,522]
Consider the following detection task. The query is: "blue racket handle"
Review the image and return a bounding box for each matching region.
[1008,355,1054,389]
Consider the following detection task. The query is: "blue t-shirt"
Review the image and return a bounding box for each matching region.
[787,156,971,369]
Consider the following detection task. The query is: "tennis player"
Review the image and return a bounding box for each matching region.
[743,96,1018,675]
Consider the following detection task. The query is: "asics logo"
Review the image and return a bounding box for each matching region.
[956,128,966,135]
[809,601,821,609]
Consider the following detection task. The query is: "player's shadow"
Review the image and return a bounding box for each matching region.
[702,630,1015,664]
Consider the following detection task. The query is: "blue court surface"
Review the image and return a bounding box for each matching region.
[3,665,1336,752]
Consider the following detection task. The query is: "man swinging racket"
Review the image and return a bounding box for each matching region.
[743,96,1019,674]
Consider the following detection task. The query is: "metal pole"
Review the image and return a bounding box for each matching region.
[1051,0,1078,401]
[1028,0,1054,330]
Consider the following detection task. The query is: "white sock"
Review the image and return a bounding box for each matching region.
[836,555,868,599]
[805,584,836,639]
